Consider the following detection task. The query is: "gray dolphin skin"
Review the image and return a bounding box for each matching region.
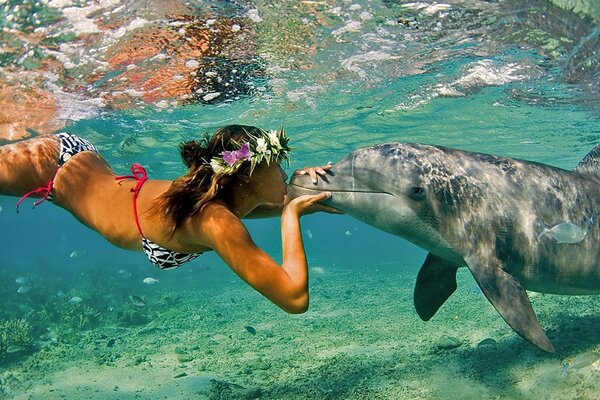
[288,142,600,352]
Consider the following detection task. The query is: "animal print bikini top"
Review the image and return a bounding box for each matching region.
[115,164,201,270]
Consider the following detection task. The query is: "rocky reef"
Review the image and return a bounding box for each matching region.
[0,318,33,355]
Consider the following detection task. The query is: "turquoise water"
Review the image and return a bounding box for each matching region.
[1,0,600,398]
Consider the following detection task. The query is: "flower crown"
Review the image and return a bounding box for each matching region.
[209,128,291,175]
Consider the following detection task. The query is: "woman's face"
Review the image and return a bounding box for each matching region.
[248,162,288,203]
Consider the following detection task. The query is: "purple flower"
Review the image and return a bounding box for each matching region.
[222,142,253,166]
[221,151,237,165]
[237,142,252,159]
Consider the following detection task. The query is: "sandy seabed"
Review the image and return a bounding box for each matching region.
[2,262,600,400]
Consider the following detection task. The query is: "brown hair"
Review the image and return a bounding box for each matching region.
[151,124,266,235]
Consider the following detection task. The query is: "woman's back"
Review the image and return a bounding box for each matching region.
[52,150,210,254]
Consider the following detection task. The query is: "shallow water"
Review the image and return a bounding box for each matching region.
[1,0,600,399]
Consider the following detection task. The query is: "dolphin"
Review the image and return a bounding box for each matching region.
[289,142,600,352]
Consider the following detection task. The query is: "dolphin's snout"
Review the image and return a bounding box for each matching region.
[287,173,330,199]
[289,172,332,188]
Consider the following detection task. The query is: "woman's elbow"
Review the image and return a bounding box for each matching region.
[282,292,309,314]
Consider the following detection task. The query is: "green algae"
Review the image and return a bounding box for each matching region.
[0,319,33,356]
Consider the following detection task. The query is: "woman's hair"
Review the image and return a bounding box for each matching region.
[151,124,267,235]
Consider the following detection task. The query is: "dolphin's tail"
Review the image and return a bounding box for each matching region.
[537,228,549,241]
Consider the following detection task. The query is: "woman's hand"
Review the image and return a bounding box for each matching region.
[294,162,333,184]
[284,192,341,215]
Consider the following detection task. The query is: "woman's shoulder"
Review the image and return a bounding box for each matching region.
[191,205,258,256]
[187,200,250,244]
[150,201,237,253]
[188,200,241,232]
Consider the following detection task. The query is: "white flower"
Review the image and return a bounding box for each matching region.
[210,159,227,174]
[255,137,268,154]
[267,130,281,149]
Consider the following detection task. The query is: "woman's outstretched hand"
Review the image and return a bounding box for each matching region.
[284,192,342,215]
[294,162,333,184]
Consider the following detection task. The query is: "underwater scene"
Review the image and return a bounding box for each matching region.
[1,0,600,398]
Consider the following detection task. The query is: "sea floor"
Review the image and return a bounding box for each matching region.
[2,262,600,400]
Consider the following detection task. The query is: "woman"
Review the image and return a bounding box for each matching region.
[0,125,337,313]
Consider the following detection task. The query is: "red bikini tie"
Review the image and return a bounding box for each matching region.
[15,166,60,212]
[115,163,148,237]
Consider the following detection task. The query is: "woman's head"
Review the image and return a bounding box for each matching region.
[181,124,290,175]
[153,125,291,232]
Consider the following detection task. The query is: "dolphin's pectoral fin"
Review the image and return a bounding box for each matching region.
[465,255,555,353]
[414,253,459,321]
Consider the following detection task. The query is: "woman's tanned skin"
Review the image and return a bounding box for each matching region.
[0,131,338,313]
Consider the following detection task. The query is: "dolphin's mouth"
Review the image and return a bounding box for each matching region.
[288,182,394,196]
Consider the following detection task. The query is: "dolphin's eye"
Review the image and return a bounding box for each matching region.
[410,186,425,198]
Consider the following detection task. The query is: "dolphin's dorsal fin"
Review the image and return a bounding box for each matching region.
[414,253,460,321]
[465,254,555,352]
[575,144,600,176]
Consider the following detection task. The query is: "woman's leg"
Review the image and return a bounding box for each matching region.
[0,135,60,197]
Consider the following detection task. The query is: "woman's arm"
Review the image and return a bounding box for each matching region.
[199,193,331,313]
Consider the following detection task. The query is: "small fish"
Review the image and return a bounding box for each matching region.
[561,352,599,376]
[69,250,87,258]
[244,325,257,335]
[17,286,31,294]
[129,295,146,307]
[345,230,353,237]
[212,334,228,342]
[300,1,328,5]
[56,290,66,298]
[17,304,34,314]
[143,277,159,285]
[0,205,3,212]
[434,335,462,350]
[306,229,313,240]
[311,266,325,275]
[15,276,27,285]
[68,296,83,304]
[477,338,497,347]
[538,217,594,244]
[117,269,131,278]
[6,345,25,354]
[46,328,58,342]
